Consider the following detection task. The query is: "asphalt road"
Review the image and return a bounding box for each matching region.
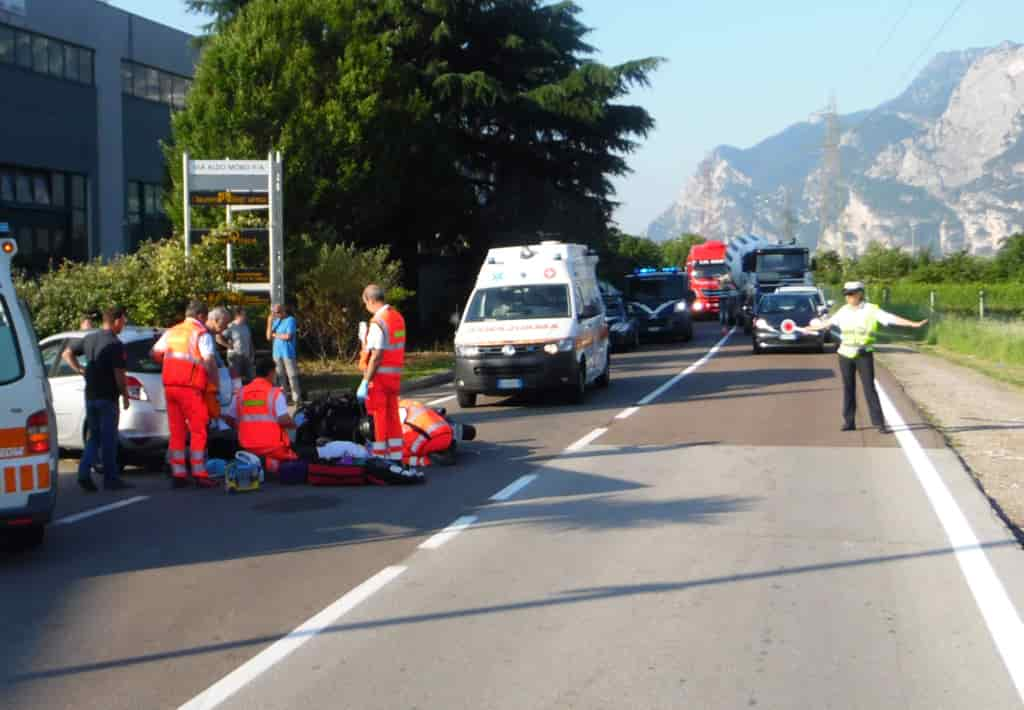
[3,322,1024,709]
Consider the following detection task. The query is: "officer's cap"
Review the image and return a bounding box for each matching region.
[842,281,866,294]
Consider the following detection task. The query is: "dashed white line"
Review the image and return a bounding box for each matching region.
[52,496,149,526]
[615,406,640,420]
[490,474,538,501]
[877,381,1024,702]
[565,428,608,452]
[427,395,457,407]
[418,515,477,550]
[636,327,735,407]
[178,565,407,710]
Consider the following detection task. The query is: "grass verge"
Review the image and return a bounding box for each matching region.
[301,351,454,397]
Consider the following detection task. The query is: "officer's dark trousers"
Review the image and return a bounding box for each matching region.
[839,352,885,427]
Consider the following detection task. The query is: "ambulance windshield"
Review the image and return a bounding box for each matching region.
[465,285,571,322]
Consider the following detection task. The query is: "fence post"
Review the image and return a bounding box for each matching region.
[929,290,935,317]
[979,289,985,320]
[883,287,890,305]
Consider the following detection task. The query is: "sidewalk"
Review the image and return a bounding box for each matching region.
[878,346,1024,538]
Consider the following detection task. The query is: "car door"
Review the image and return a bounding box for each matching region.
[47,338,87,449]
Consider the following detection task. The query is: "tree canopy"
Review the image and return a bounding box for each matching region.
[168,0,661,260]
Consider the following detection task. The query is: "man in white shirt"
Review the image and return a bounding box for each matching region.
[802,281,927,433]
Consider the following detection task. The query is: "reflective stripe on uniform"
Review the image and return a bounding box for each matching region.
[377,366,404,374]
[165,351,201,363]
[239,414,277,423]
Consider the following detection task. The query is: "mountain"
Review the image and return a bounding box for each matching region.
[646,42,1024,256]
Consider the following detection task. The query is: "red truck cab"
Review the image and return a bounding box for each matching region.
[685,240,732,319]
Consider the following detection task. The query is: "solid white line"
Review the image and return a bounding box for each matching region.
[490,474,538,501]
[876,382,1024,702]
[178,566,407,710]
[52,496,149,526]
[615,406,640,420]
[418,515,477,550]
[636,327,735,406]
[427,395,457,406]
[565,428,608,452]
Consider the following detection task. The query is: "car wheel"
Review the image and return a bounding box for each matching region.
[13,524,45,549]
[566,363,586,405]
[752,340,762,355]
[817,341,826,354]
[596,355,611,388]
[456,391,477,409]
[742,317,752,335]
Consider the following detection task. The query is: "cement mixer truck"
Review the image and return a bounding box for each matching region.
[725,235,811,334]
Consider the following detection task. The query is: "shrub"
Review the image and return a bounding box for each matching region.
[14,237,228,338]
[293,239,412,360]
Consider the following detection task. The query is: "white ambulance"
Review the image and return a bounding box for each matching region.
[0,226,58,547]
[454,241,610,407]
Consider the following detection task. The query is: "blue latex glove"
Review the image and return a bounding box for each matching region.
[356,379,369,402]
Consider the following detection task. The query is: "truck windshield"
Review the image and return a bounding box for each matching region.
[625,276,686,304]
[464,285,571,321]
[691,264,728,279]
[0,296,25,385]
[756,252,807,272]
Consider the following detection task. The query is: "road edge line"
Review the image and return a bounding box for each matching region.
[877,381,1024,702]
[178,565,407,710]
[52,496,150,526]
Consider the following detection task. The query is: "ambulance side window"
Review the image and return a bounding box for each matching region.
[0,296,25,385]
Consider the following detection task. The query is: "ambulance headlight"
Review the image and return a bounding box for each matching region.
[675,301,688,312]
[544,338,574,355]
[455,345,480,358]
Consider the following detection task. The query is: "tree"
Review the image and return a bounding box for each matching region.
[168,0,660,260]
[661,233,704,268]
[812,250,843,284]
[185,0,254,36]
[994,234,1024,281]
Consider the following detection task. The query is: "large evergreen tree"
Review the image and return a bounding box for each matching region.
[168,0,660,256]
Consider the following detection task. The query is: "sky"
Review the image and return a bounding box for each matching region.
[111,0,1024,236]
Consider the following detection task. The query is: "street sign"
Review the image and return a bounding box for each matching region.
[189,160,268,175]
[192,228,266,246]
[228,270,270,283]
[189,191,269,206]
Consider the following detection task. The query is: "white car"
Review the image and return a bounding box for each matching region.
[38,327,171,453]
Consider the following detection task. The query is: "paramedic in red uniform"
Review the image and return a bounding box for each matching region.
[400,399,454,468]
[152,300,221,488]
[358,284,406,465]
[234,357,299,472]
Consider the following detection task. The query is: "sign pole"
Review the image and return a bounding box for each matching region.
[182,152,191,258]
[269,150,285,306]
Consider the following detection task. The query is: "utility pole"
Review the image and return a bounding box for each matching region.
[820,95,844,259]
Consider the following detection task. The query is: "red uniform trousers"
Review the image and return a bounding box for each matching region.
[366,381,403,462]
[403,426,453,467]
[165,385,210,479]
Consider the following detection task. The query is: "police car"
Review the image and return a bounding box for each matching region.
[0,226,59,548]
[623,267,695,342]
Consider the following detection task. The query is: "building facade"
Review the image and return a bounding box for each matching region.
[0,0,195,272]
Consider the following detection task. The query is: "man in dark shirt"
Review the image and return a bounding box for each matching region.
[62,306,132,492]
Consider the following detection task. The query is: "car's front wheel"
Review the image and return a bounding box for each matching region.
[566,363,586,405]
[456,391,477,409]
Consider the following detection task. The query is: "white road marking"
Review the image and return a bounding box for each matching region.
[490,474,538,501]
[877,382,1024,702]
[615,406,640,420]
[52,496,149,526]
[427,395,457,406]
[566,428,608,452]
[636,327,735,406]
[418,515,478,550]
[178,566,407,710]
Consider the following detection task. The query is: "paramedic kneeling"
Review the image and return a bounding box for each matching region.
[359,284,406,465]
[400,399,454,467]
[234,357,300,471]
[800,281,927,433]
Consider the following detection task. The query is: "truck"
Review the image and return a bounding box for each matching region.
[685,240,737,322]
[725,234,812,333]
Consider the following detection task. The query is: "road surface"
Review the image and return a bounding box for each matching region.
[3,322,1023,709]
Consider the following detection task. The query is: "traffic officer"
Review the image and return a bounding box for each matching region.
[358,284,406,465]
[152,300,221,487]
[399,399,454,468]
[234,357,300,472]
[802,281,927,433]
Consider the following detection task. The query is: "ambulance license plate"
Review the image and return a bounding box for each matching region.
[497,378,524,390]
[780,334,797,341]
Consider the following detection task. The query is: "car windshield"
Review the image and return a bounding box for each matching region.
[125,338,162,373]
[625,276,686,303]
[692,264,728,279]
[0,296,25,385]
[464,284,571,322]
[759,295,816,314]
[756,252,808,273]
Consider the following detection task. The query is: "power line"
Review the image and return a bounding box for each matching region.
[870,0,915,66]
[895,0,969,89]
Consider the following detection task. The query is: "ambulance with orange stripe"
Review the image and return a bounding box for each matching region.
[0,224,58,547]
[454,241,610,407]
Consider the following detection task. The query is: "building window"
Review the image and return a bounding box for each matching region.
[0,23,95,86]
[121,60,191,110]
[0,163,90,270]
[125,180,169,250]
